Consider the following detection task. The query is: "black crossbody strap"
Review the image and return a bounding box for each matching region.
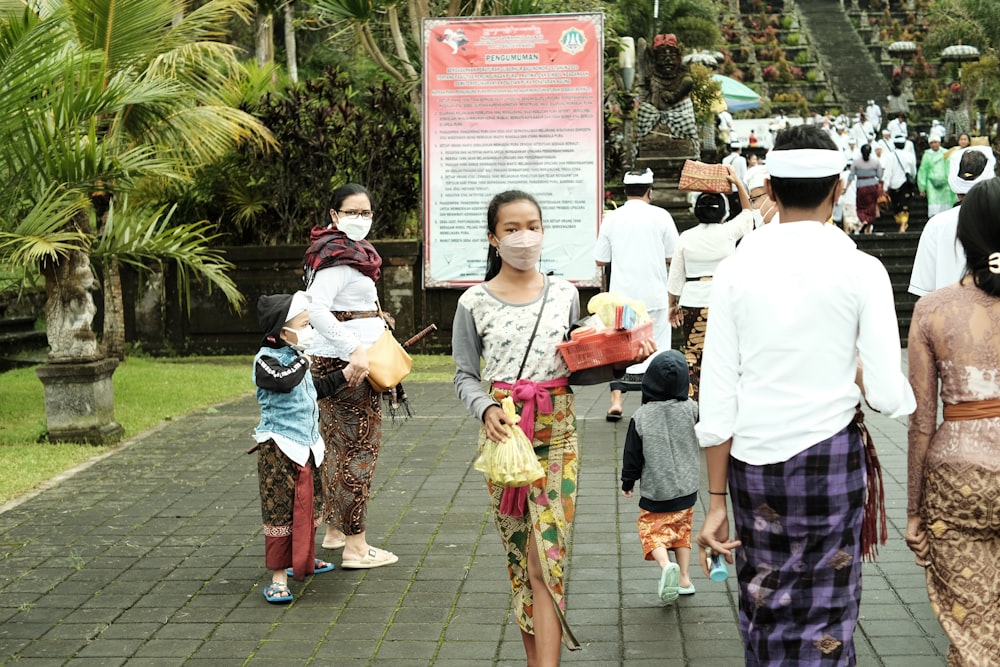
[515,277,550,381]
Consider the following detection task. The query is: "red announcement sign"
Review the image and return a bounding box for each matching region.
[422,13,604,287]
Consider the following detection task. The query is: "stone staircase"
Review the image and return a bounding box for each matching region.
[794,0,887,112]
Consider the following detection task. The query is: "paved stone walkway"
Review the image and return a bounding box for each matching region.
[1,381,947,665]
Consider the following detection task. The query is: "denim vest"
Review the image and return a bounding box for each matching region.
[253,346,321,446]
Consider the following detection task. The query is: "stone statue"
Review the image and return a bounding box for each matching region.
[943,82,971,140]
[41,249,101,361]
[635,34,699,142]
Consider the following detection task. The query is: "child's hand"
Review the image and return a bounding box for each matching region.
[622,489,633,498]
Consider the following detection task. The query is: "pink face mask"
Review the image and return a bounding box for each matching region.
[498,230,544,271]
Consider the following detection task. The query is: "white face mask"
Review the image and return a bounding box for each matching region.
[338,216,372,242]
[497,229,544,271]
[284,325,315,352]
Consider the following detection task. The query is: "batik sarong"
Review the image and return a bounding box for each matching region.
[855,184,880,225]
[921,463,1000,667]
[312,355,382,536]
[681,306,708,402]
[480,387,581,650]
[728,423,865,666]
[257,439,322,578]
[638,507,693,560]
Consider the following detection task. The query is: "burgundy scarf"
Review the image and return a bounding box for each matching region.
[303,226,381,287]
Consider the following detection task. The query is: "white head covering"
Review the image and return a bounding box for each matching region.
[745,165,770,191]
[286,291,311,322]
[623,168,654,185]
[949,146,997,195]
[764,149,846,178]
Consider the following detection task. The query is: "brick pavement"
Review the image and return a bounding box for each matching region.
[0,380,947,665]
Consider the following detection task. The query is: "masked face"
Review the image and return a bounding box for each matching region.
[331,193,374,241]
[283,325,316,352]
[498,229,544,271]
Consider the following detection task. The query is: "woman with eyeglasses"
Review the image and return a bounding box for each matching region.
[302,183,399,570]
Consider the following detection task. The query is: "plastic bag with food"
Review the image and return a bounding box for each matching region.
[473,397,545,488]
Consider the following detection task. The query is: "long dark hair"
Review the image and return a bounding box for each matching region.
[957,178,1000,297]
[860,143,872,161]
[484,190,542,281]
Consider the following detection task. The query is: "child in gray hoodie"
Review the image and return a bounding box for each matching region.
[621,350,700,604]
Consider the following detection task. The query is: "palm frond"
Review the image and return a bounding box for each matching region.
[0,186,90,268]
[93,199,244,312]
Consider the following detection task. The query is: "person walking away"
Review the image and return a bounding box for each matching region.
[595,168,678,421]
[696,124,915,666]
[621,350,700,604]
[850,143,883,234]
[722,139,748,206]
[252,292,338,603]
[882,134,918,232]
[304,183,399,570]
[906,177,1000,667]
[908,146,996,296]
[454,190,654,665]
[917,135,952,217]
[666,167,755,402]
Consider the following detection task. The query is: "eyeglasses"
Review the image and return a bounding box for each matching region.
[749,193,767,205]
[338,209,374,219]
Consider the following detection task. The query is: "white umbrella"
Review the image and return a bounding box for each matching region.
[940,44,980,63]
[887,41,918,56]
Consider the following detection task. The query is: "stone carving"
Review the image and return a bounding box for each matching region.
[943,83,971,140]
[635,34,699,143]
[41,249,101,362]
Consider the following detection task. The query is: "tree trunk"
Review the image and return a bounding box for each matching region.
[284,1,297,83]
[40,249,101,362]
[256,11,274,69]
[102,256,126,361]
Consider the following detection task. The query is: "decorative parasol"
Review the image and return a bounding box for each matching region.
[683,50,726,68]
[712,74,762,111]
[940,44,980,63]
[887,41,918,57]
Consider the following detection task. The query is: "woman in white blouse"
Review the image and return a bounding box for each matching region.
[666,168,753,401]
[303,183,398,570]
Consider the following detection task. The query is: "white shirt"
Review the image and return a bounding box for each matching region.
[722,153,748,190]
[666,211,755,307]
[306,264,386,360]
[882,146,916,190]
[595,199,678,311]
[696,221,915,465]
[908,206,965,296]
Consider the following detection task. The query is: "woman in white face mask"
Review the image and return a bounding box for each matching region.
[452,190,655,664]
[301,183,399,570]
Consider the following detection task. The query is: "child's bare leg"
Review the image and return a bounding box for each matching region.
[673,547,692,588]
[650,545,670,570]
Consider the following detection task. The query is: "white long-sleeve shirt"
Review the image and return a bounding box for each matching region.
[305,265,386,360]
[666,211,755,308]
[696,220,915,465]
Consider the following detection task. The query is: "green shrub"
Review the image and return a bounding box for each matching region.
[794,50,810,65]
[785,33,800,46]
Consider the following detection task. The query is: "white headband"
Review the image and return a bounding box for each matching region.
[764,149,846,178]
[623,168,654,185]
[286,291,311,322]
[745,165,770,191]
[949,146,997,195]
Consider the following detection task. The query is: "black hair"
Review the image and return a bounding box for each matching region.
[624,183,652,198]
[694,192,729,224]
[860,143,872,161]
[484,190,542,281]
[957,178,1000,297]
[768,124,840,209]
[957,150,989,183]
[328,183,373,219]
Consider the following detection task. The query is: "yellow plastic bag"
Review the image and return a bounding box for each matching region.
[473,397,545,488]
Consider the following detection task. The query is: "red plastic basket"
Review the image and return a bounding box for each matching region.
[556,321,654,372]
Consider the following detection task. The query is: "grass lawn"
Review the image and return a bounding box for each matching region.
[0,353,454,506]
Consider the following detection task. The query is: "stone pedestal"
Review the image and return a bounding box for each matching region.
[35,358,124,445]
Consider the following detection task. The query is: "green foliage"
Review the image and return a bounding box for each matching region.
[687,63,722,127]
[672,16,721,50]
[785,33,799,46]
[173,66,420,244]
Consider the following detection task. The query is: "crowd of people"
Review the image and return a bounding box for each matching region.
[725,104,988,235]
[246,119,998,665]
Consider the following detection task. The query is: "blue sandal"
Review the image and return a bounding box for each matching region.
[263,581,293,604]
[285,559,336,577]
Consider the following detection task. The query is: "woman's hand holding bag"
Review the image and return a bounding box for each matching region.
[474,397,544,488]
[365,300,412,392]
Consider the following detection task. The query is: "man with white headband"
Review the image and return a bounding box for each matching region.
[908,145,997,296]
[744,165,779,226]
[596,167,679,421]
[695,124,915,666]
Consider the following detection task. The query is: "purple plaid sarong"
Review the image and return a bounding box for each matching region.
[729,423,866,666]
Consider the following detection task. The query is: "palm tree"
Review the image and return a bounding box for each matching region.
[0,0,274,361]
